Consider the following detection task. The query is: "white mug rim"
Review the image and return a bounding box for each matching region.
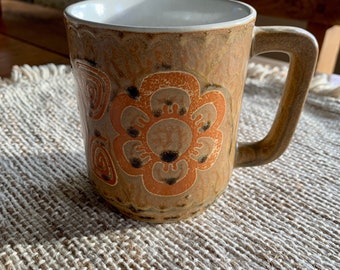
[64,0,257,33]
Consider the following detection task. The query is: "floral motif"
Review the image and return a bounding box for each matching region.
[74,60,110,120]
[110,71,226,196]
[90,135,117,186]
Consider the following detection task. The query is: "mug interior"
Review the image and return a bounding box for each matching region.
[64,0,256,32]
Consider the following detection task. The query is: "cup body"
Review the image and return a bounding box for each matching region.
[65,0,256,222]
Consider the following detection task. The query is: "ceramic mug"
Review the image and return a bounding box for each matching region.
[64,0,318,223]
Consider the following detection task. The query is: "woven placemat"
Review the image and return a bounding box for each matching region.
[0,63,339,269]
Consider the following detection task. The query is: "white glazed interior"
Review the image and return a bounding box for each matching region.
[64,0,256,32]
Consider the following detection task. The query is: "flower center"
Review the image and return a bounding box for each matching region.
[147,119,192,162]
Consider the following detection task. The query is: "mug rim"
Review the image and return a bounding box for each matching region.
[64,0,257,33]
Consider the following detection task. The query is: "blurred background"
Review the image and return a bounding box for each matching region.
[0,0,339,78]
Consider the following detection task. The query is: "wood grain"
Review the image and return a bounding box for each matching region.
[244,0,340,74]
[0,0,69,77]
[0,0,68,55]
[244,0,340,26]
[0,34,69,77]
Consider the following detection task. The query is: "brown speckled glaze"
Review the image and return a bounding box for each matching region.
[64,16,317,222]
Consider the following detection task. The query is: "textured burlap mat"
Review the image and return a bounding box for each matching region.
[0,62,339,269]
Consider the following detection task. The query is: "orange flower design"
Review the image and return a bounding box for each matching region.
[90,136,117,186]
[74,60,110,120]
[110,71,225,196]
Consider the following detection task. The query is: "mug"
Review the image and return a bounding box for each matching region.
[64,0,318,223]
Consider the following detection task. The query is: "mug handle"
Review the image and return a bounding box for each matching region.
[235,26,318,167]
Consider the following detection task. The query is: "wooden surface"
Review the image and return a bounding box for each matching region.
[0,0,69,78]
[0,35,69,77]
[243,0,340,26]
[244,0,340,74]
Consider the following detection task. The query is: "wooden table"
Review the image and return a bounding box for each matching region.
[243,0,340,74]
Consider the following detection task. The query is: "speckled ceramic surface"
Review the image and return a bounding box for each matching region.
[64,0,317,222]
